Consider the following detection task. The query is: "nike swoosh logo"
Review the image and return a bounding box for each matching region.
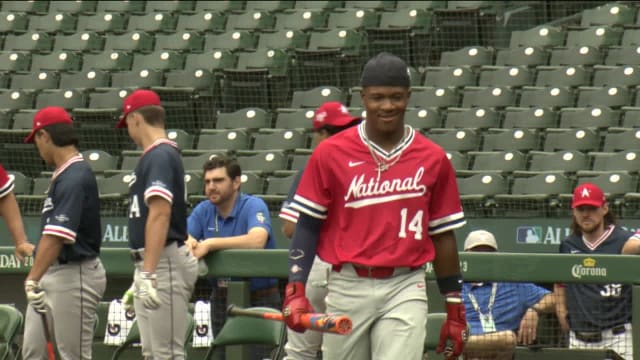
[348,161,365,167]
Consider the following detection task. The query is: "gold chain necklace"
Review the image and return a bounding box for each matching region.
[363,125,411,180]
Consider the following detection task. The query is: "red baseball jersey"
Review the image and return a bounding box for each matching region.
[291,123,465,268]
[0,163,14,199]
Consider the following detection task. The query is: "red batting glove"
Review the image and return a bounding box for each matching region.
[283,282,314,333]
[436,293,469,358]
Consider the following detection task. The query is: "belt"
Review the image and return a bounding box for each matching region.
[575,324,627,343]
[251,286,280,298]
[332,263,420,279]
[53,257,97,265]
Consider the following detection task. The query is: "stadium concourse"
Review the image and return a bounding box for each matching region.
[0,0,639,359]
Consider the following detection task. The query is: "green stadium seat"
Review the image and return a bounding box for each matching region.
[1,1,48,13]
[104,31,155,53]
[290,149,311,170]
[176,12,227,33]
[581,3,635,27]
[166,129,195,150]
[509,26,565,49]
[237,171,265,195]
[396,1,446,10]
[184,173,203,196]
[35,89,88,110]
[543,128,600,152]
[11,71,59,91]
[409,87,460,108]
[461,86,517,108]
[115,151,140,173]
[575,172,637,209]
[265,172,297,196]
[97,172,131,197]
[31,51,82,71]
[622,29,640,47]
[11,110,38,130]
[457,150,526,176]
[256,29,309,51]
[426,129,481,152]
[582,151,640,175]
[0,52,30,72]
[535,66,590,88]
[326,8,378,30]
[162,69,216,90]
[576,86,631,108]
[32,176,49,195]
[290,86,346,108]
[444,107,500,130]
[77,13,127,33]
[217,108,271,130]
[50,1,97,14]
[196,129,250,151]
[603,129,640,152]
[457,173,508,217]
[127,12,178,33]
[519,86,575,108]
[54,32,105,52]
[566,26,623,48]
[0,144,46,177]
[4,32,53,52]
[477,66,534,88]
[549,46,603,66]
[195,1,245,13]
[405,107,442,130]
[203,31,257,52]
[0,109,12,129]
[519,150,588,175]
[344,1,395,10]
[274,108,316,130]
[146,0,195,13]
[182,151,228,172]
[96,1,145,13]
[72,88,131,128]
[252,129,307,151]
[0,90,35,110]
[82,51,133,71]
[622,107,640,127]
[59,69,110,89]
[28,13,78,33]
[0,12,29,33]
[423,66,476,88]
[184,50,237,73]
[81,149,118,174]
[8,171,31,195]
[132,51,185,72]
[0,304,23,360]
[274,9,327,31]
[593,65,640,87]
[559,106,620,129]
[440,46,494,67]
[295,1,343,9]
[493,172,574,217]
[86,88,132,109]
[495,47,550,67]
[446,151,469,171]
[226,11,275,31]
[482,129,540,152]
[236,150,288,174]
[503,107,558,129]
[245,1,294,12]
[111,69,164,88]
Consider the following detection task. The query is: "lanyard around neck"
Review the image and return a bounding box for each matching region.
[468,282,498,315]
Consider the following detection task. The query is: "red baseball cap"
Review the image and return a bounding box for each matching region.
[116,89,161,128]
[24,107,72,143]
[572,182,606,208]
[312,101,358,130]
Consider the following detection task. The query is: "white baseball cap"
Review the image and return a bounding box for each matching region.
[464,230,498,251]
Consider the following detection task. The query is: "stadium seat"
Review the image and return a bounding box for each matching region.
[4,32,53,52]
[581,3,636,27]
[265,172,298,196]
[404,107,442,130]
[9,171,31,195]
[559,106,620,129]
[31,177,50,195]
[0,12,29,33]
[54,32,105,52]
[583,151,640,175]
[238,171,266,195]
[409,87,460,108]
[457,150,526,176]
[176,12,227,33]
[127,13,178,33]
[446,151,469,171]
[184,173,204,196]
[295,1,343,10]
[111,69,164,88]
[549,46,603,66]
[236,150,288,174]
[482,129,540,152]
[203,31,257,52]
[59,69,110,89]
[519,86,575,108]
[457,173,508,217]
[182,151,229,173]
[195,1,245,13]
[326,8,378,30]
[344,1,395,10]
[50,1,98,14]
[184,51,237,77]
[566,26,623,48]
[366,8,432,65]
[166,129,195,150]
[426,129,481,152]
[28,13,78,33]
[0,52,30,72]
[493,172,574,217]
[495,47,550,67]
[226,11,275,32]
[0,90,35,110]
[290,86,346,108]
[257,29,309,51]
[104,31,154,53]
[0,144,46,178]
[444,107,500,129]
[275,9,327,31]
[11,110,38,130]
[593,65,640,87]
[154,68,218,126]
[31,51,82,71]
[132,51,185,72]
[216,108,271,131]
[509,26,565,49]
[603,129,640,152]
[252,129,307,151]
[423,66,476,88]
[290,149,311,171]
[461,86,517,108]
[440,46,494,67]
[574,172,637,208]
[0,110,13,129]
[196,129,250,151]
[274,107,316,130]
[77,13,127,33]
[97,173,132,197]
[11,71,59,91]
[0,304,23,360]
[245,0,295,12]
[81,150,118,175]
[96,1,145,13]
[622,107,640,127]
[146,0,195,13]
[621,29,640,47]
[36,89,88,110]
[535,66,590,88]
[576,86,632,108]
[502,107,558,129]
[154,32,205,52]
[543,128,600,152]
[82,51,133,72]
[477,66,534,87]
[520,150,589,175]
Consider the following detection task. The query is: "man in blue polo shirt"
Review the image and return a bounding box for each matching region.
[187,155,279,359]
[462,230,555,360]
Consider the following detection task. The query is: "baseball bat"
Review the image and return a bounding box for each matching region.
[40,313,55,360]
[227,305,352,335]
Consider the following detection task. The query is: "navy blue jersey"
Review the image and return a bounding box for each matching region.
[40,155,101,262]
[127,139,187,250]
[559,225,632,331]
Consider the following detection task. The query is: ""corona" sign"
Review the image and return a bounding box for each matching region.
[571,257,607,279]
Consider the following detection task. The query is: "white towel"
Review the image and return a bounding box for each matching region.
[104,299,136,345]
[192,300,214,347]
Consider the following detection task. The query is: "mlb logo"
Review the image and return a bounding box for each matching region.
[516,226,542,244]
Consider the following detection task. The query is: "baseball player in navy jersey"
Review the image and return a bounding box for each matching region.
[279,101,361,360]
[21,107,106,360]
[555,183,635,359]
[117,89,198,359]
[0,163,35,263]
[283,52,468,360]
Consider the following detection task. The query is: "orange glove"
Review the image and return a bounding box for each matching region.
[283,282,314,333]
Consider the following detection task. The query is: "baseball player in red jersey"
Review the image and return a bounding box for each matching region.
[284,52,468,360]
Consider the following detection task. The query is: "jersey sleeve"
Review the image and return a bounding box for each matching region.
[143,151,175,205]
[0,164,15,198]
[290,147,331,219]
[43,178,84,244]
[278,169,303,223]
[187,201,206,240]
[428,153,466,235]
[247,198,272,234]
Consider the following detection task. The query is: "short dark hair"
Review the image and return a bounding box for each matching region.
[317,118,362,136]
[40,123,78,147]
[134,106,165,127]
[570,209,617,236]
[202,155,241,180]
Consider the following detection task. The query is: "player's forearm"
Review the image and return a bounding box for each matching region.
[281,219,296,239]
[143,207,170,273]
[203,228,268,251]
[534,293,556,313]
[432,230,463,294]
[288,213,321,283]
[0,192,29,246]
[26,234,62,281]
[554,284,568,313]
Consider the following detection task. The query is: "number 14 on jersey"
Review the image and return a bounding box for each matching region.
[399,208,424,240]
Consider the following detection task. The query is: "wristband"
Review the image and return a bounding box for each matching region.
[437,273,463,294]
